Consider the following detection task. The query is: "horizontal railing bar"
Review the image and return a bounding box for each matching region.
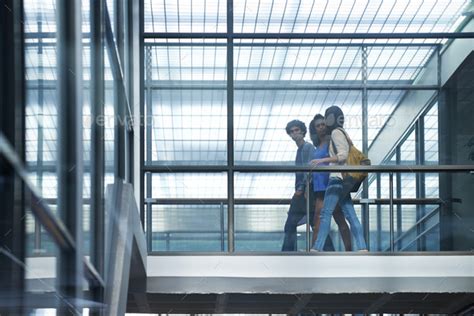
[147,250,474,256]
[143,165,474,173]
[144,32,474,39]
[145,198,442,206]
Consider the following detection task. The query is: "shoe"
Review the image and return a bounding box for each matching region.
[357,249,368,252]
[310,248,319,252]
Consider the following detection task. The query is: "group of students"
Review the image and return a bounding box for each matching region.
[281,105,368,252]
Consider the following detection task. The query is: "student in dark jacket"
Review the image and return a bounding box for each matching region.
[281,120,315,251]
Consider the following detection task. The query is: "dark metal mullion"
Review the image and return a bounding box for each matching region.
[361,45,370,248]
[145,45,153,250]
[90,0,105,309]
[227,0,234,253]
[113,0,126,180]
[376,173,382,251]
[416,117,426,251]
[396,146,402,243]
[56,0,84,313]
[139,0,145,228]
[35,18,44,254]
[0,0,26,312]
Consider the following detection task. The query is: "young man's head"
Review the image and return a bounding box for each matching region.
[285,120,307,143]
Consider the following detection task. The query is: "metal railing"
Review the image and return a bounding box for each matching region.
[144,164,474,253]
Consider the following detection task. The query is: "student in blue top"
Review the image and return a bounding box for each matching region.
[309,114,352,251]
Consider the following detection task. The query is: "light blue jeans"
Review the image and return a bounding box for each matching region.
[313,177,367,251]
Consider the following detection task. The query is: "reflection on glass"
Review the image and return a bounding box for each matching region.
[151,173,227,198]
[234,90,362,164]
[147,90,227,165]
[151,205,227,251]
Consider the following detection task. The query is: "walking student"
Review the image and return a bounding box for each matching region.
[309,114,352,251]
[311,106,368,252]
[281,120,315,251]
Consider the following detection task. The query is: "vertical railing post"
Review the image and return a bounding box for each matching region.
[305,173,311,252]
[389,172,394,252]
[220,202,225,251]
[226,0,235,253]
[361,45,370,248]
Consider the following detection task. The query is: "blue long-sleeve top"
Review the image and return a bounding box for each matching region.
[294,141,315,192]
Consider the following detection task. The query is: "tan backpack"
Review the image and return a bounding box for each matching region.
[330,128,371,192]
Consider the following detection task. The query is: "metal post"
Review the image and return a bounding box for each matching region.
[376,173,382,251]
[226,0,235,253]
[396,146,402,238]
[146,200,152,251]
[139,0,145,230]
[361,45,370,248]
[145,47,153,250]
[56,0,84,313]
[305,174,311,252]
[220,202,225,251]
[415,119,426,251]
[0,0,25,313]
[90,1,105,312]
[35,17,44,255]
[389,172,394,252]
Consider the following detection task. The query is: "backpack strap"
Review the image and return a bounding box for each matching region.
[330,127,352,154]
[334,127,353,147]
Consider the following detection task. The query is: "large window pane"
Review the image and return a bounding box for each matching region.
[146,90,227,165]
[234,90,362,165]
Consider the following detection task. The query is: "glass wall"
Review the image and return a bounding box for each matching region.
[143,0,473,252]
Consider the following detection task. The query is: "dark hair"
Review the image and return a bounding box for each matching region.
[285,120,307,136]
[309,114,325,146]
[324,105,345,133]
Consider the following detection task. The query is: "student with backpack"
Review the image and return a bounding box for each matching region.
[309,114,352,251]
[310,106,368,252]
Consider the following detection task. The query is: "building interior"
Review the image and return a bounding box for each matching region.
[1,0,474,315]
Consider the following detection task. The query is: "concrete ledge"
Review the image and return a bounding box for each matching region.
[147,255,474,294]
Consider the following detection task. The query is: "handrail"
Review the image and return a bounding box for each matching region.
[0,133,104,288]
[143,164,474,173]
[146,198,443,205]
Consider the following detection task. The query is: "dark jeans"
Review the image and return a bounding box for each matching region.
[281,193,335,251]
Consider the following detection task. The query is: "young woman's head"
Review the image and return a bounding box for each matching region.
[324,105,345,132]
[309,114,326,146]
